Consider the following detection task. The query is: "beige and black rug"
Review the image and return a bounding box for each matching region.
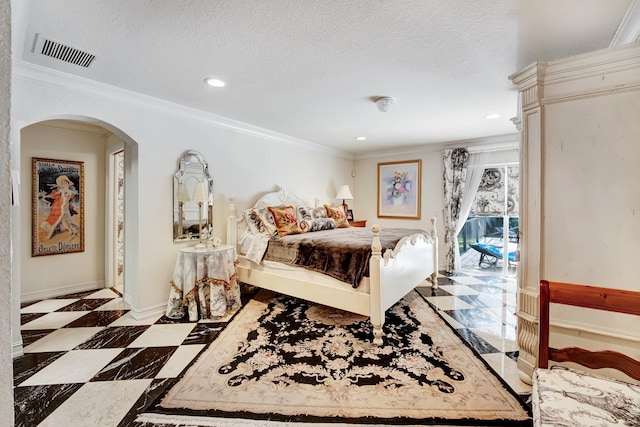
[138,290,530,425]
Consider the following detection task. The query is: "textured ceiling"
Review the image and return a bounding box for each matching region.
[17,0,634,154]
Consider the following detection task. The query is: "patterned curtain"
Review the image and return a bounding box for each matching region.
[443,148,469,274]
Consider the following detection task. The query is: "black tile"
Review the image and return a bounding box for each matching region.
[52,289,100,299]
[454,329,499,354]
[13,351,66,386]
[417,287,452,298]
[91,346,177,381]
[64,310,129,327]
[21,312,47,325]
[505,351,519,362]
[442,308,504,329]
[74,326,150,349]
[183,323,223,345]
[55,298,114,312]
[20,329,56,347]
[14,383,83,427]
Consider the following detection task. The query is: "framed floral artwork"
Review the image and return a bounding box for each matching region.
[378,159,421,219]
[32,157,85,256]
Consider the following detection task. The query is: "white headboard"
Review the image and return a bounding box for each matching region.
[227,186,315,250]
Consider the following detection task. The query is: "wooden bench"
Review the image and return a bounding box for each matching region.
[533,280,640,426]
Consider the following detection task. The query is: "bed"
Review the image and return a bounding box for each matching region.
[226,187,438,345]
[533,280,640,426]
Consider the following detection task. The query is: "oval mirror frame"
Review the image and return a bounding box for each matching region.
[173,150,213,242]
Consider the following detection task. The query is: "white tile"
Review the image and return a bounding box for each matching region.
[84,288,121,299]
[23,327,105,352]
[21,311,90,330]
[19,349,123,386]
[449,276,486,285]
[127,323,196,347]
[438,284,480,296]
[108,312,163,326]
[38,379,152,427]
[424,296,474,311]
[94,298,130,311]
[481,353,532,395]
[21,299,79,313]
[155,344,206,378]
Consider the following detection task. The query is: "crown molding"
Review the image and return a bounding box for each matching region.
[354,133,519,160]
[12,61,354,160]
[610,0,640,47]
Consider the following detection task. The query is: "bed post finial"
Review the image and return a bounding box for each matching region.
[429,217,439,289]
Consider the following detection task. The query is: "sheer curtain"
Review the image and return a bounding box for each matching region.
[453,151,489,270]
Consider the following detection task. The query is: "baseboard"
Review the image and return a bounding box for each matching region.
[13,341,24,359]
[128,302,166,321]
[21,281,105,303]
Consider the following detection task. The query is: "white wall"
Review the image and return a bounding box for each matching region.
[0,0,14,422]
[20,121,107,300]
[11,65,354,332]
[354,146,519,268]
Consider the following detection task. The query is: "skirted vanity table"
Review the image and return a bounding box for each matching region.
[166,150,241,321]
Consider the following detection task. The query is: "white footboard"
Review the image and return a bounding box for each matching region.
[368,219,438,345]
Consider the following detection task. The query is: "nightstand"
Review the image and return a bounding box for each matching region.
[166,245,241,321]
[349,219,367,228]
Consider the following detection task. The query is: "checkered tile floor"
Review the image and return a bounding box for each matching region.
[14,272,530,426]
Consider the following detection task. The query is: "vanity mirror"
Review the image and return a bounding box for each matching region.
[173,150,213,242]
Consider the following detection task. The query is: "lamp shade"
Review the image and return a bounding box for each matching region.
[176,182,190,202]
[191,181,209,203]
[335,185,354,200]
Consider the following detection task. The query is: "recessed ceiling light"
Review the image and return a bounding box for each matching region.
[485,113,501,119]
[204,77,225,88]
[355,136,367,141]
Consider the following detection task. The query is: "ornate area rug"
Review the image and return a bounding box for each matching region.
[138,291,530,425]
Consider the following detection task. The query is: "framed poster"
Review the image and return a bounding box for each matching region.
[32,157,85,256]
[378,159,421,219]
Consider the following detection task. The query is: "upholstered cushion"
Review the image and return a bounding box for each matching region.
[268,205,303,237]
[300,218,336,233]
[324,205,350,228]
[532,366,640,427]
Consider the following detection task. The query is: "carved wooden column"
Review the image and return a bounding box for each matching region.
[510,63,546,384]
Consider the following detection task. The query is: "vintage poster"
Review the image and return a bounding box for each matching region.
[32,157,85,256]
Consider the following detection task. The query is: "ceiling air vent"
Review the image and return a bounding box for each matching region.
[34,34,96,68]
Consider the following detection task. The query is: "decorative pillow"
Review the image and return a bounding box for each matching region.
[296,206,315,222]
[324,204,350,228]
[268,205,303,237]
[244,209,264,234]
[312,206,328,219]
[300,218,336,233]
[252,207,277,236]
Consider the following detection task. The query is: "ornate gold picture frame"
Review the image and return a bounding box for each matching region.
[32,157,85,256]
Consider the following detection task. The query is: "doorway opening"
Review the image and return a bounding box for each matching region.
[458,163,519,277]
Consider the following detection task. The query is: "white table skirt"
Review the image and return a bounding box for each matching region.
[166,245,241,321]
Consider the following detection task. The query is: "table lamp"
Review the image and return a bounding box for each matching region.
[335,184,354,214]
